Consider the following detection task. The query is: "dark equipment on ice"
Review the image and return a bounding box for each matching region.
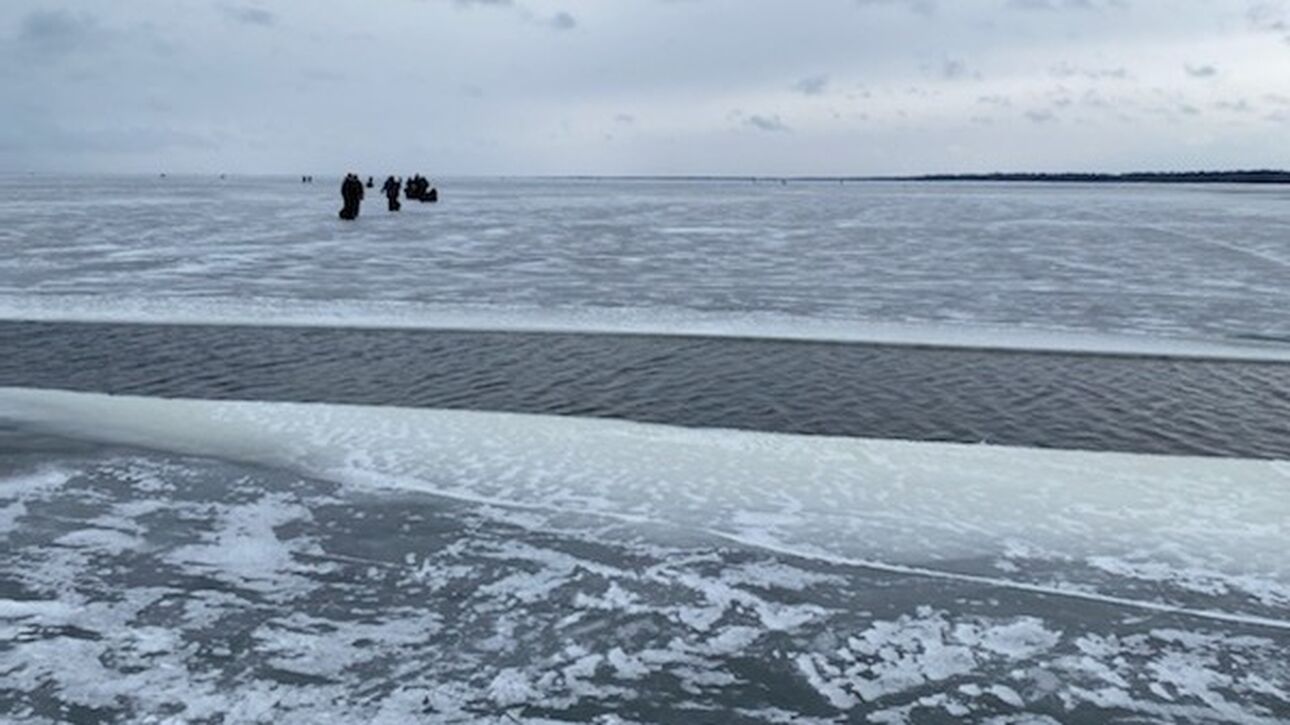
[403,174,439,203]
[366,176,375,189]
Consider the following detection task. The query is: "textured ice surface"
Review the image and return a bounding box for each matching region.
[1,441,1287,723]
[2,387,1287,622]
[3,176,1290,355]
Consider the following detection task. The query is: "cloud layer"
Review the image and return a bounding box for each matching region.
[2,0,1287,175]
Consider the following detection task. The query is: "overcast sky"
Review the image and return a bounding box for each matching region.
[2,0,1288,175]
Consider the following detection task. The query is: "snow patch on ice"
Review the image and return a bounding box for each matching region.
[794,607,1064,708]
[0,468,74,537]
[164,494,332,597]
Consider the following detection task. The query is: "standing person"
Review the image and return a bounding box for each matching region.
[339,173,364,220]
[382,176,402,212]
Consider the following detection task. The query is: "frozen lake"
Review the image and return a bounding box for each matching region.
[2,176,1289,722]
[2,176,1290,353]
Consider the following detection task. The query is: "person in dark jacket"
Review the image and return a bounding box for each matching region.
[382,176,402,212]
[339,173,364,220]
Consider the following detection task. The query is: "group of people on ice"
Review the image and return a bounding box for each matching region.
[339,173,438,220]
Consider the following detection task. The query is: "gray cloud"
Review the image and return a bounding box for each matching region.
[1007,0,1126,10]
[744,114,790,132]
[854,0,938,16]
[1247,2,1290,44]
[480,2,576,31]
[1214,99,1254,113]
[1184,63,1217,78]
[548,11,576,30]
[792,75,829,95]
[1080,90,1113,109]
[0,115,214,155]
[940,59,971,80]
[218,3,277,27]
[1049,62,1129,80]
[15,9,100,57]
[4,0,1287,175]
[1248,2,1288,31]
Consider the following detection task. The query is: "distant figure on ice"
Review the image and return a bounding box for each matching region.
[339,173,364,220]
[366,176,375,189]
[382,176,402,212]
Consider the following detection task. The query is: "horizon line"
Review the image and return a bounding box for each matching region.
[3,169,1289,182]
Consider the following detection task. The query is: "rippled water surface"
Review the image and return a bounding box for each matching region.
[4,321,1290,459]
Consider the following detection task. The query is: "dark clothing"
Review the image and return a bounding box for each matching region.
[399,174,439,203]
[339,174,364,220]
[382,177,401,212]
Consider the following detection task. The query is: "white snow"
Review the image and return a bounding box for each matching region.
[1,387,1286,585]
[2,293,1290,361]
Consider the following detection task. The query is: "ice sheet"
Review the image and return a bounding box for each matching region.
[2,387,1286,622]
[2,442,1287,721]
[4,177,1290,357]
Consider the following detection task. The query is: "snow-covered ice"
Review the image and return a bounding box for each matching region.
[3,176,1290,356]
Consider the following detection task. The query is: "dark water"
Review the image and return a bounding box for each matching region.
[2,320,1290,458]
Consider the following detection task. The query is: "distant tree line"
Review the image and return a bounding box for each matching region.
[899,170,1290,184]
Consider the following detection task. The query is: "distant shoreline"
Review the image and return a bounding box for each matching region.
[889,171,1290,184]
[5,171,1289,184]
[558,170,1290,184]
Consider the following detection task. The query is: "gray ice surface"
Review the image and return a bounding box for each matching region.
[2,176,1290,349]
